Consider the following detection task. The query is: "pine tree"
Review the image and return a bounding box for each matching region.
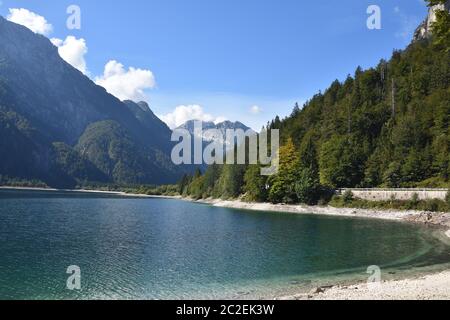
[291,103,301,117]
[295,167,321,205]
[178,174,190,194]
[319,136,366,188]
[243,165,268,202]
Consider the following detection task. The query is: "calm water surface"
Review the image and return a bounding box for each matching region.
[0,189,449,300]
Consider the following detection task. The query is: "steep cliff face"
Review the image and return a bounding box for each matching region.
[414,0,450,41]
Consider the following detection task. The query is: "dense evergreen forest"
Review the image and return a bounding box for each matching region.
[181,1,450,205]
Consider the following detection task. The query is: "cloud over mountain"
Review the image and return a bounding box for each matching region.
[159,105,226,129]
[95,60,156,101]
[7,8,52,36]
[51,36,88,75]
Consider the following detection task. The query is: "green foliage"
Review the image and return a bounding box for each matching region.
[75,120,179,185]
[330,195,449,213]
[404,193,420,210]
[0,105,41,179]
[411,193,420,205]
[187,175,206,200]
[342,190,354,204]
[278,40,449,190]
[382,161,402,187]
[268,138,301,203]
[423,199,441,212]
[177,174,191,195]
[319,136,366,188]
[138,184,179,196]
[294,168,321,205]
[0,175,47,188]
[183,33,448,207]
[52,142,109,185]
[426,0,450,52]
[427,0,447,5]
[243,165,268,202]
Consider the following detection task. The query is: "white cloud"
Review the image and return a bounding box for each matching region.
[214,116,228,124]
[95,60,156,101]
[7,8,53,36]
[159,105,226,129]
[250,105,262,114]
[51,36,88,75]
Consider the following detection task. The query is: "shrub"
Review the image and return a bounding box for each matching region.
[390,194,397,203]
[407,193,419,208]
[424,199,440,212]
[343,190,354,204]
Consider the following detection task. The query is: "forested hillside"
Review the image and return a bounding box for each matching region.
[182,2,449,204]
[0,16,187,188]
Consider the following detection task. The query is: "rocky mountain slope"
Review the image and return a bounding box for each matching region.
[0,16,185,187]
[177,120,253,147]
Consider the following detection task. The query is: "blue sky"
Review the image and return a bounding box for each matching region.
[0,0,429,130]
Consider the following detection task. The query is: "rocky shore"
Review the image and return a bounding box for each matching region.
[149,193,450,301]
[194,199,450,300]
[197,198,450,232]
[278,271,450,300]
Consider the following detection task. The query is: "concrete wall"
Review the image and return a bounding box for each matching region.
[338,189,448,201]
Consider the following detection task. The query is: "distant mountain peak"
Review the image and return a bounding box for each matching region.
[123,100,152,113]
[177,120,251,134]
[176,120,254,152]
[137,101,150,111]
[216,120,249,130]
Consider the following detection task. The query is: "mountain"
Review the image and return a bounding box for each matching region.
[414,0,450,41]
[0,16,184,187]
[177,120,253,147]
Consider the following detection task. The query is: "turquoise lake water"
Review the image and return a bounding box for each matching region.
[0,189,449,300]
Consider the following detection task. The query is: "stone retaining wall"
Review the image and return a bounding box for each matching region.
[339,189,448,201]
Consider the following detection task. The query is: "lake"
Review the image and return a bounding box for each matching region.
[0,189,449,300]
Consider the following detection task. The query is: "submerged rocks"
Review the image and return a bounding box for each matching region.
[405,212,450,229]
